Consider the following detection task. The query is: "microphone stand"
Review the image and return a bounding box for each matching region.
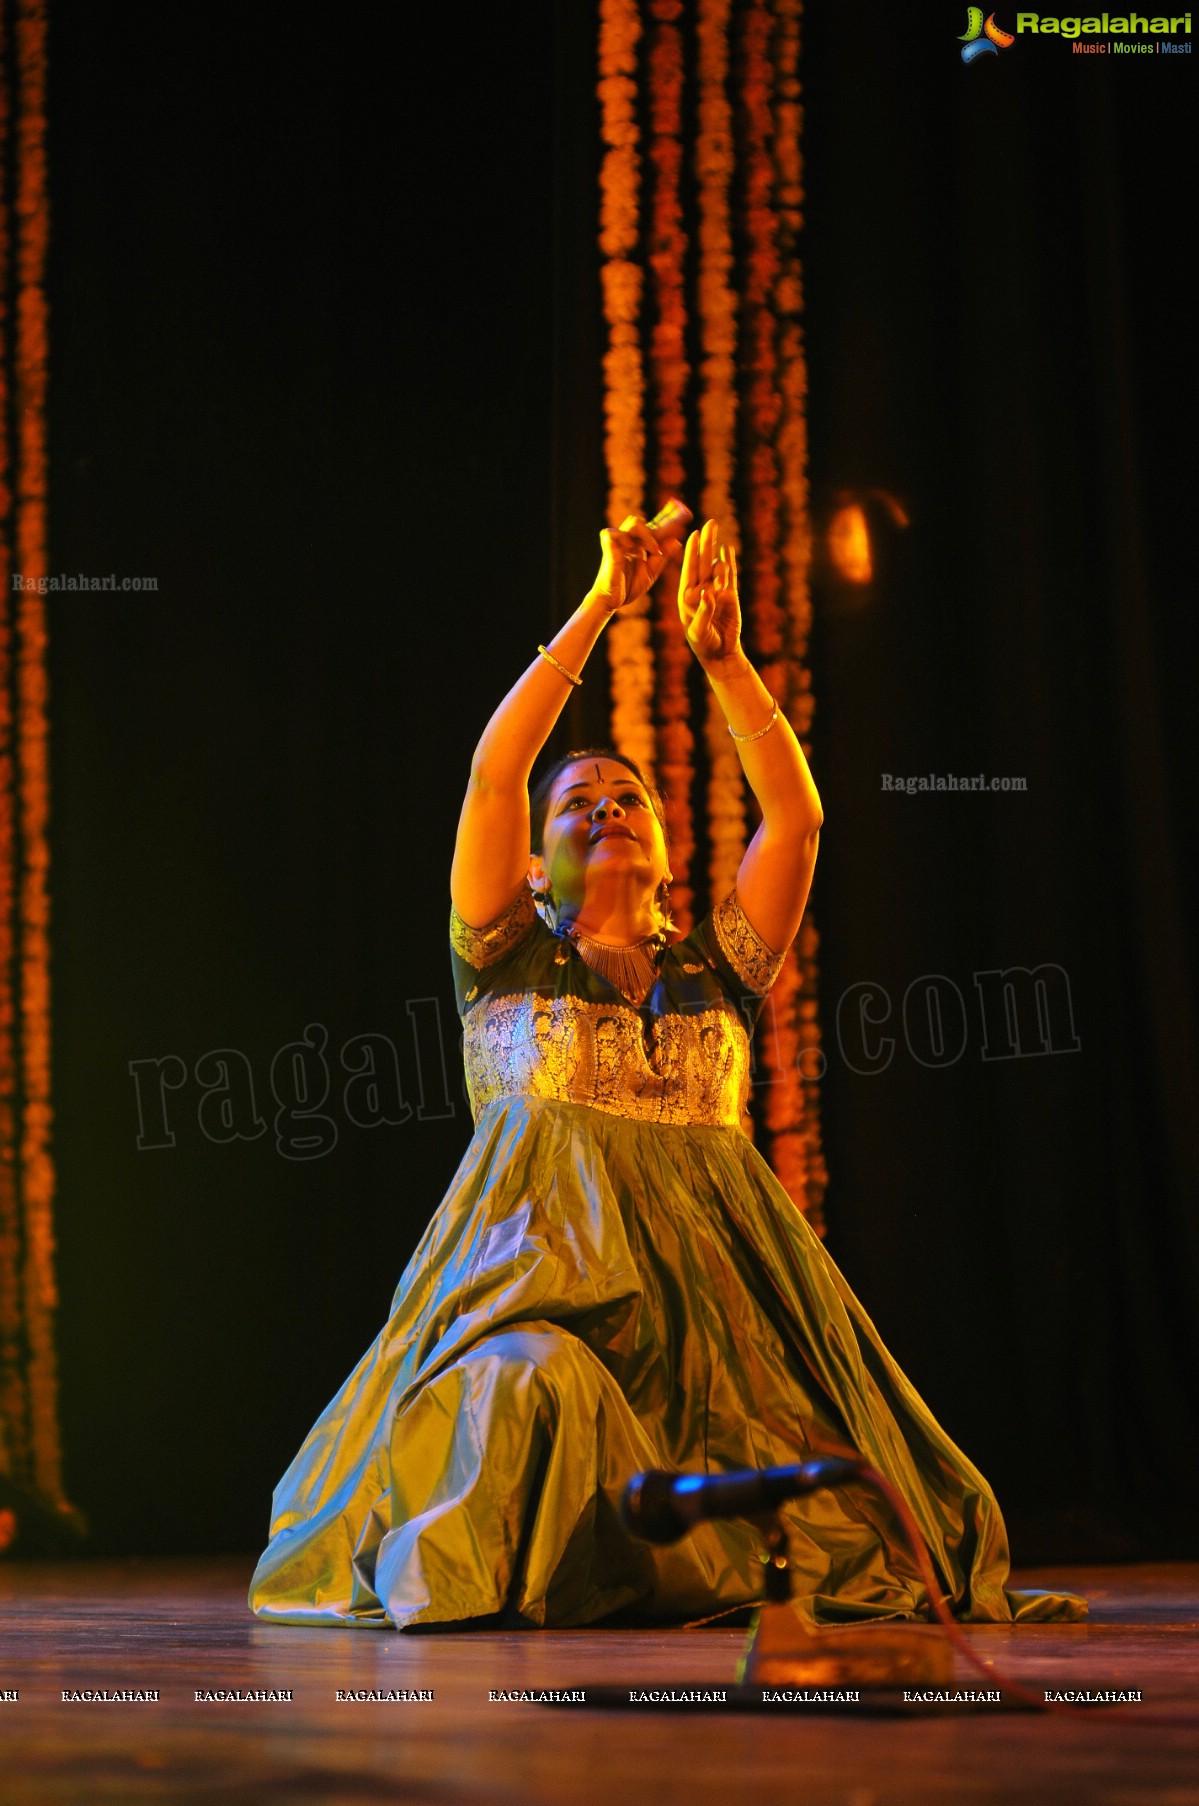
[738,1510,955,1689]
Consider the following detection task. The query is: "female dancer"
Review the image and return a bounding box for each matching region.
[249,515,1084,1629]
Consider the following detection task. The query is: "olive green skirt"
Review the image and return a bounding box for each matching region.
[248,1097,1086,1629]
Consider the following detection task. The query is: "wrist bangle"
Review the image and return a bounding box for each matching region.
[537,644,583,687]
[728,700,778,744]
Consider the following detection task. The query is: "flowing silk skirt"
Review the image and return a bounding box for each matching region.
[249,1096,1086,1629]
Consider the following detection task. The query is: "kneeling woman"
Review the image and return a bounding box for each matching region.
[249,515,1084,1630]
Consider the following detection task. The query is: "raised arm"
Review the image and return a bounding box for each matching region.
[678,520,823,954]
[450,516,678,928]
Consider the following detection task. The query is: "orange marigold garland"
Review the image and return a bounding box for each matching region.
[738,0,783,698]
[0,0,26,1481]
[771,0,827,1228]
[595,0,825,1224]
[695,0,746,908]
[645,0,695,928]
[773,0,812,735]
[8,0,64,1501]
[737,0,805,1203]
[598,0,656,775]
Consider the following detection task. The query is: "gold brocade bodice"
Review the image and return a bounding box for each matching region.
[451,888,785,1130]
[462,990,755,1127]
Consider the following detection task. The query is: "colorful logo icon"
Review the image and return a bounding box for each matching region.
[959,8,1015,61]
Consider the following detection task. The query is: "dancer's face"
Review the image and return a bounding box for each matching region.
[530,758,670,913]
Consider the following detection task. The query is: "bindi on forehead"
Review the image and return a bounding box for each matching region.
[558,768,643,799]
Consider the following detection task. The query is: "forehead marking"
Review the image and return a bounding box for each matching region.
[558,761,640,796]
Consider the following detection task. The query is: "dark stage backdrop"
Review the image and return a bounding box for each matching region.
[42,4,1195,1561]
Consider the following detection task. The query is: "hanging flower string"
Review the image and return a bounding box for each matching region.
[770,0,826,1228]
[0,3,27,1474]
[736,0,807,1202]
[695,0,747,909]
[595,0,824,1226]
[646,0,695,928]
[0,0,64,1499]
[739,0,783,698]
[14,0,64,1499]
[598,0,656,775]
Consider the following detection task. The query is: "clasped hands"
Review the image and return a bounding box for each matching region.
[591,513,742,671]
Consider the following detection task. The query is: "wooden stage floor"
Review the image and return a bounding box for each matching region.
[1,1560,1196,1804]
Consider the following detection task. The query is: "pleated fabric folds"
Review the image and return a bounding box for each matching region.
[249,1096,1086,1629]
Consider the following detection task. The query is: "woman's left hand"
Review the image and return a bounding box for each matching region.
[678,519,743,669]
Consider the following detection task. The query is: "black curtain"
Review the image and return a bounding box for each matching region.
[46,1,559,1554]
[802,4,1197,1554]
[41,3,1195,1558]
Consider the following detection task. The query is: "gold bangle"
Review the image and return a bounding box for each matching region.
[537,644,583,687]
[728,700,778,744]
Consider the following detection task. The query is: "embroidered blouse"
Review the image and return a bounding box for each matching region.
[449,888,785,1130]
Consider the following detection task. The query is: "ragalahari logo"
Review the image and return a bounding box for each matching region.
[959,8,1016,59]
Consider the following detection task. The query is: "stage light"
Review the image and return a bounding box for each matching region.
[824,489,910,597]
[827,501,873,584]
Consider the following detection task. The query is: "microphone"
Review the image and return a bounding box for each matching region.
[621,1458,865,1545]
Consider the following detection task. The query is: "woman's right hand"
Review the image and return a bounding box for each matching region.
[588,515,672,613]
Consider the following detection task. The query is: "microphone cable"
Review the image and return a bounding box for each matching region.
[626,1458,1196,1728]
